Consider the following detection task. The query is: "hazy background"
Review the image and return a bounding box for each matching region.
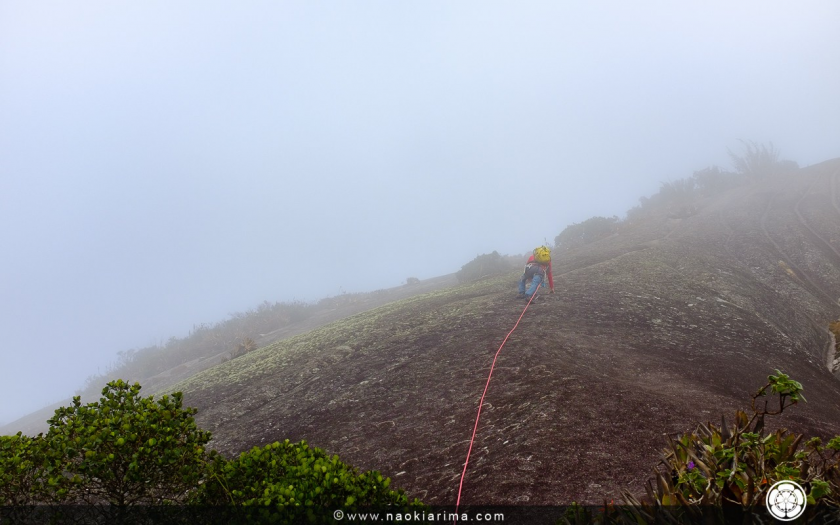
[2,1,839,426]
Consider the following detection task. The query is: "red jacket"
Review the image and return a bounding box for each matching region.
[526,255,554,291]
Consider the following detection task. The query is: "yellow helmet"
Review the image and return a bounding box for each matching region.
[533,246,551,263]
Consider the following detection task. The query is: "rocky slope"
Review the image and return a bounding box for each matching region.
[167,158,840,505]
[0,275,459,437]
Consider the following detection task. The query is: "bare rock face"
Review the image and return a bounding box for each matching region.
[6,154,838,507]
[113,160,840,504]
[174,159,840,505]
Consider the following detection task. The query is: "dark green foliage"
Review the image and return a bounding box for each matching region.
[632,371,836,519]
[43,380,211,505]
[456,251,513,283]
[636,370,840,508]
[194,440,421,514]
[561,371,840,524]
[555,216,619,251]
[1,380,421,518]
[0,433,45,505]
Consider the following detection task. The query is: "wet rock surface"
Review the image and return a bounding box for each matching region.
[177,160,840,504]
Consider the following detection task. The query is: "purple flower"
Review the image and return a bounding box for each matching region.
[687,461,695,470]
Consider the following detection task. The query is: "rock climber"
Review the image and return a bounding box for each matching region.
[518,245,555,300]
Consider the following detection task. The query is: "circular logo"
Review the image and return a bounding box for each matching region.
[766,480,806,521]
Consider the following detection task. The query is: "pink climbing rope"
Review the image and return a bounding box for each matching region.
[454,291,539,513]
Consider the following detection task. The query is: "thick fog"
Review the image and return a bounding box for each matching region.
[1,1,839,426]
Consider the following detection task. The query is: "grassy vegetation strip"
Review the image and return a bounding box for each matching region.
[166,273,517,394]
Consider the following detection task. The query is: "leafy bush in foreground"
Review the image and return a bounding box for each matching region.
[194,440,421,517]
[0,380,418,520]
[42,380,211,505]
[0,433,45,506]
[563,371,840,524]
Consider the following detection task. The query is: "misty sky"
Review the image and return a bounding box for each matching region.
[2,1,839,426]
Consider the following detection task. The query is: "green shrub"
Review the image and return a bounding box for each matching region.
[634,370,836,507]
[1,380,423,520]
[42,380,211,505]
[563,371,839,524]
[193,440,422,520]
[0,432,47,506]
[456,251,513,283]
